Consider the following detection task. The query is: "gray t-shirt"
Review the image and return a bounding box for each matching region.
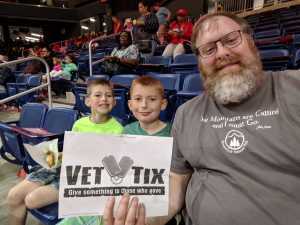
[171,71,300,225]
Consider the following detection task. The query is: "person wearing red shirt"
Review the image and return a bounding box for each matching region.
[162,8,193,59]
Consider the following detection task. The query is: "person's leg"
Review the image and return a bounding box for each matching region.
[7,180,42,225]
[157,24,168,45]
[173,43,186,59]
[24,185,58,209]
[162,43,176,57]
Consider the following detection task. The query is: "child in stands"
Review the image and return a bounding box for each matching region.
[124,75,171,136]
[123,76,179,225]
[7,79,123,225]
[49,56,63,78]
[51,53,78,97]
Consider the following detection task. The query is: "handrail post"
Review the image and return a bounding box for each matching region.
[0,56,52,108]
[88,33,120,77]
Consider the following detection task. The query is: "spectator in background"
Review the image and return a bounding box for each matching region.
[51,53,77,97]
[162,8,193,59]
[101,31,139,75]
[0,54,15,87]
[112,15,123,34]
[125,0,159,55]
[39,46,53,70]
[153,0,171,44]
[103,8,114,35]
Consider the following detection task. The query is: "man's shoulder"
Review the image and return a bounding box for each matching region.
[177,93,207,115]
[276,69,300,81]
[271,70,300,92]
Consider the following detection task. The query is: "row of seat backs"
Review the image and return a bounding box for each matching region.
[246,7,300,27]
[0,103,79,225]
[17,103,79,134]
[6,74,42,106]
[0,103,79,169]
[258,48,300,70]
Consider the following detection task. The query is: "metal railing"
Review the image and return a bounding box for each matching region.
[88,33,120,77]
[215,0,300,16]
[0,57,52,108]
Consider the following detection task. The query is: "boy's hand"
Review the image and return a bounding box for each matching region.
[103,193,146,225]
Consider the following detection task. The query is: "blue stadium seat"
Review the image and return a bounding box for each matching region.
[6,75,42,106]
[148,73,180,91]
[110,74,139,88]
[29,203,61,225]
[16,103,48,128]
[144,56,172,66]
[259,49,291,70]
[43,107,78,134]
[72,86,91,115]
[5,103,48,145]
[254,24,280,33]
[169,54,198,74]
[255,28,281,40]
[88,74,110,81]
[292,48,300,68]
[138,56,172,73]
[0,123,30,170]
[176,73,204,106]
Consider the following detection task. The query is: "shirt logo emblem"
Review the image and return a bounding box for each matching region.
[222,130,248,154]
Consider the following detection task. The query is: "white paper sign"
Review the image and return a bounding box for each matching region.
[59,132,173,218]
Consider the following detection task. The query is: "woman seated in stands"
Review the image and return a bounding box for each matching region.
[101,31,139,75]
[162,8,193,59]
[51,53,78,97]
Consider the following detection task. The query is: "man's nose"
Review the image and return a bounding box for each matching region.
[215,41,232,60]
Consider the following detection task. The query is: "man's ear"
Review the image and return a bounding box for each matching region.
[161,98,168,111]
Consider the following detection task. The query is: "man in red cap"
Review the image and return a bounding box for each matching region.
[162,8,193,59]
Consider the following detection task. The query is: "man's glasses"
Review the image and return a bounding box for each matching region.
[196,30,243,58]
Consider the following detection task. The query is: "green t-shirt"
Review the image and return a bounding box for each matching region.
[62,63,78,80]
[123,121,171,137]
[72,116,123,134]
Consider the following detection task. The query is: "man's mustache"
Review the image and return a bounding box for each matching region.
[216,58,241,71]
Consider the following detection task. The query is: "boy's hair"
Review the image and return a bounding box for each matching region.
[130,76,164,98]
[87,79,113,96]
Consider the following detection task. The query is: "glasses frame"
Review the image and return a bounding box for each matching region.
[196,30,244,58]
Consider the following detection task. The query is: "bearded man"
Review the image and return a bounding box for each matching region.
[103,12,300,225]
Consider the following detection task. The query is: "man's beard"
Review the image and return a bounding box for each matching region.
[203,55,262,105]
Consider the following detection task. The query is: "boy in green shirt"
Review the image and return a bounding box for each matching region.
[58,79,123,225]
